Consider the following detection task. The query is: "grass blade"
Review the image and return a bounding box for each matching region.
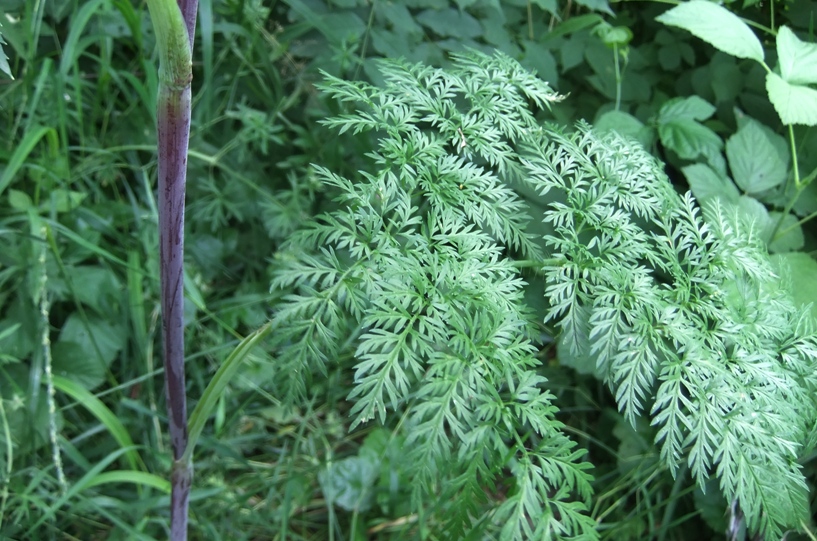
[183,323,271,464]
[0,125,55,196]
[52,375,144,472]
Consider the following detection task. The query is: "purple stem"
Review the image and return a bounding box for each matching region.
[158,79,191,540]
[157,1,197,539]
[176,0,198,51]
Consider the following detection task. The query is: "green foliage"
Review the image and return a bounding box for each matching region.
[4,0,817,538]
[0,23,10,80]
[658,2,817,127]
[271,52,596,539]
[270,51,817,539]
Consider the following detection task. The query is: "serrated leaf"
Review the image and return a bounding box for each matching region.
[656,1,764,62]
[682,163,740,203]
[735,114,789,167]
[777,26,817,85]
[726,121,787,193]
[766,72,817,126]
[658,95,716,122]
[658,118,722,161]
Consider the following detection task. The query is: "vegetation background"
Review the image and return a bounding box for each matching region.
[1,0,816,539]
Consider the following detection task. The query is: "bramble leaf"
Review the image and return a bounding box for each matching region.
[656,1,764,62]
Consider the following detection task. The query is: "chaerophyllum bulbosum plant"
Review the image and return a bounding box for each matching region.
[269,50,817,539]
[143,0,196,537]
[143,1,275,538]
[143,0,274,536]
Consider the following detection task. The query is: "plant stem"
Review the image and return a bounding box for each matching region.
[770,125,803,242]
[789,124,801,188]
[613,43,622,112]
[144,0,197,539]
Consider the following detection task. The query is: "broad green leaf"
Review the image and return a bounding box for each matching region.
[560,34,587,71]
[657,97,723,164]
[658,95,716,122]
[8,189,32,211]
[54,314,125,389]
[320,12,367,42]
[574,0,614,16]
[378,3,423,36]
[594,110,653,148]
[735,114,789,168]
[0,367,53,454]
[0,323,21,344]
[319,454,379,512]
[658,118,723,161]
[682,163,740,203]
[766,73,817,126]
[771,252,817,321]
[658,44,681,71]
[531,0,558,15]
[64,266,122,314]
[656,1,764,62]
[777,26,817,85]
[415,8,482,39]
[710,59,742,103]
[726,120,786,193]
[481,9,513,50]
[52,341,107,390]
[766,212,804,253]
[736,195,771,233]
[521,41,558,86]
[0,300,37,362]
